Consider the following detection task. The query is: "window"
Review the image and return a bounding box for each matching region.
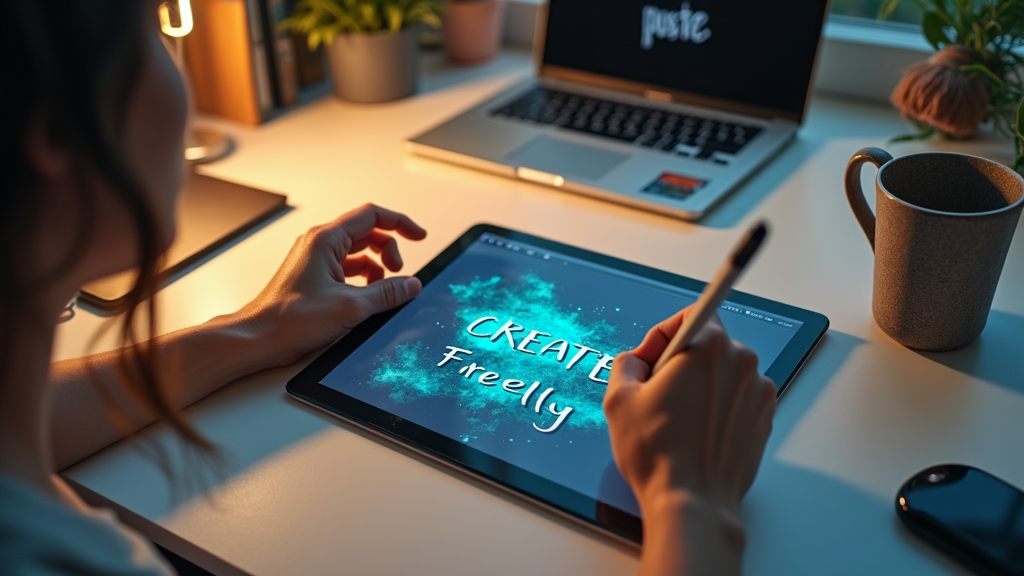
[830,0,923,25]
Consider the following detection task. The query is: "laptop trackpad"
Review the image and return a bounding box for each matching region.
[504,136,629,181]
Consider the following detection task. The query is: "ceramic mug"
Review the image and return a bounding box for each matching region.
[845,148,1024,351]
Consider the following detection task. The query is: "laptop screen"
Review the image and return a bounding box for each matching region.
[541,0,829,118]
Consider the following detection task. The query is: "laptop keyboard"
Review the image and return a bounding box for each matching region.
[490,87,763,165]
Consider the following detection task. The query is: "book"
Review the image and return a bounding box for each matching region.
[246,0,275,115]
[185,0,268,125]
[183,0,330,125]
[262,0,300,107]
[292,32,325,88]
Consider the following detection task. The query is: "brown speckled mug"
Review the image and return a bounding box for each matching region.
[845,148,1024,351]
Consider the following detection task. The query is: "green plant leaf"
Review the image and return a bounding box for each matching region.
[961,62,1005,86]
[405,1,442,28]
[878,0,903,19]
[922,11,953,48]
[889,133,926,143]
[279,0,440,35]
[929,0,954,26]
[1015,97,1024,141]
[386,5,402,32]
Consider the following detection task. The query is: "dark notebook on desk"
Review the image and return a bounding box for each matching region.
[80,173,288,312]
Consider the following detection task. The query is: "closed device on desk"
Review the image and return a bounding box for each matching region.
[897,465,1024,576]
[80,173,287,312]
[287,225,829,544]
[406,0,830,220]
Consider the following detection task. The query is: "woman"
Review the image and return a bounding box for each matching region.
[0,2,775,575]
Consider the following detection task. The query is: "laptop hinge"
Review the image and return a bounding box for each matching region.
[643,90,673,103]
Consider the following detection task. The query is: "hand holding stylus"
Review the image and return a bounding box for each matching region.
[604,221,776,576]
[651,221,768,374]
[604,306,776,576]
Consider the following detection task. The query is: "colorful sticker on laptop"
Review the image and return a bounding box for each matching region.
[640,172,707,201]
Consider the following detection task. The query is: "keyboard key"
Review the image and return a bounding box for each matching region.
[700,139,743,155]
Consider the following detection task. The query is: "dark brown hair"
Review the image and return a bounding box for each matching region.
[2,1,213,466]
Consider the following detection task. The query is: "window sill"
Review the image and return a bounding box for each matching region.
[817,17,931,102]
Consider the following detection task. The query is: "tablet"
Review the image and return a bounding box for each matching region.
[286,224,828,545]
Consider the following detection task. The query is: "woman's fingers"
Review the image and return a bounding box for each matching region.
[342,255,385,283]
[296,205,424,278]
[306,204,425,271]
[606,302,776,519]
[610,352,651,385]
[332,203,428,243]
[631,307,730,367]
[355,276,422,317]
[348,230,404,271]
[631,305,694,365]
[733,374,776,495]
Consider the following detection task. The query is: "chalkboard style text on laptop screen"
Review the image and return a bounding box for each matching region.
[542,0,829,117]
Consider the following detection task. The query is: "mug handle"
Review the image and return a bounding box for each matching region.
[844,147,893,252]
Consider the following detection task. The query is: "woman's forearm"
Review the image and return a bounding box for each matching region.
[639,490,746,576]
[49,312,277,471]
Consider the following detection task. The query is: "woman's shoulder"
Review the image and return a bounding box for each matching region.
[0,474,174,576]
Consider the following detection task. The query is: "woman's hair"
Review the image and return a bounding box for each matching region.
[2,2,213,461]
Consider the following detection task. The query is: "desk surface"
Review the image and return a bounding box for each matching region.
[59,49,1024,576]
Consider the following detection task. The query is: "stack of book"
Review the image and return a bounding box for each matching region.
[185,0,330,126]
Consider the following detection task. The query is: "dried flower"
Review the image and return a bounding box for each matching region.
[891,45,990,137]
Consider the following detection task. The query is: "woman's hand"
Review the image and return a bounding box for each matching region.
[48,204,426,470]
[604,306,776,576]
[235,203,427,367]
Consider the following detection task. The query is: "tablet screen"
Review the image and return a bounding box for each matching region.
[318,231,804,517]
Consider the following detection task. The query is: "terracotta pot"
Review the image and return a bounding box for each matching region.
[442,0,507,64]
[326,27,418,103]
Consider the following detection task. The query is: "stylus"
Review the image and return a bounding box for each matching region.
[651,221,769,375]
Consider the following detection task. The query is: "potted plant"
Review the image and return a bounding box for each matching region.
[442,0,507,64]
[881,0,1024,167]
[283,0,442,103]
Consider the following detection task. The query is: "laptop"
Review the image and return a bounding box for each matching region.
[406,0,831,220]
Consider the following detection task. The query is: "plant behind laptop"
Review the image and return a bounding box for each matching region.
[284,0,442,48]
[282,0,442,102]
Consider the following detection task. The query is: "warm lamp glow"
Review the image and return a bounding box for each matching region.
[159,0,193,37]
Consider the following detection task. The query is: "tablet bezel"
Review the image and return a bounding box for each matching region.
[286,223,829,544]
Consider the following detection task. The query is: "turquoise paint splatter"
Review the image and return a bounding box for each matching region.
[370,273,635,436]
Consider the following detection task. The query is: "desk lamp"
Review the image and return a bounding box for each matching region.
[159,0,233,164]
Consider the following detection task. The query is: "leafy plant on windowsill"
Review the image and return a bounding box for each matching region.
[283,0,442,49]
[880,0,1024,170]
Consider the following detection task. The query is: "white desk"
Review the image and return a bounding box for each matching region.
[58,49,1024,576]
